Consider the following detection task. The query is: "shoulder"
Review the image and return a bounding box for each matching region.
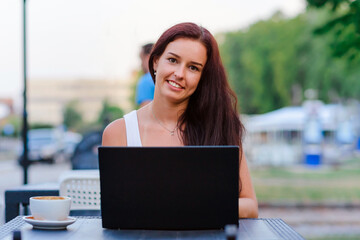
[102,118,127,146]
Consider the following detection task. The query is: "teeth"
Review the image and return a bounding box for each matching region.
[168,81,181,88]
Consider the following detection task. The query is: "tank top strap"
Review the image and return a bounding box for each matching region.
[123,110,142,147]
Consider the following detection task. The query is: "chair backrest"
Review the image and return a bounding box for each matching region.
[59,170,100,210]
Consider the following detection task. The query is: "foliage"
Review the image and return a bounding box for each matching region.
[307,0,360,59]
[63,100,82,130]
[74,121,104,135]
[219,10,360,114]
[30,123,54,129]
[62,99,124,133]
[0,115,21,137]
[97,99,124,127]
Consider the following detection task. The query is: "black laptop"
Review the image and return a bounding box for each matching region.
[98,146,239,230]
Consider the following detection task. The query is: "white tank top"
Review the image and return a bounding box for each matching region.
[123,110,142,146]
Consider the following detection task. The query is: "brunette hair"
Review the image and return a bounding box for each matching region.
[149,22,244,150]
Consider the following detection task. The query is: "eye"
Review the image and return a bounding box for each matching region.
[189,65,199,72]
[168,58,177,63]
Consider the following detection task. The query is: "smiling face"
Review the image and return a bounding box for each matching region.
[153,38,207,105]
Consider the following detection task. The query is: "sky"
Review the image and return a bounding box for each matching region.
[0,0,305,103]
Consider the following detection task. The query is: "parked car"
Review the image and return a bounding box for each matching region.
[18,128,82,165]
[61,131,83,162]
[18,128,62,164]
[71,130,102,169]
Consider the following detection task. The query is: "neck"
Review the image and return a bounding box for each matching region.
[151,104,176,126]
[151,98,187,124]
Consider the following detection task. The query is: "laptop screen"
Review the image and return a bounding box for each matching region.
[98,146,239,230]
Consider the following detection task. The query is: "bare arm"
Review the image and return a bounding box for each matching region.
[102,118,127,146]
[238,153,258,218]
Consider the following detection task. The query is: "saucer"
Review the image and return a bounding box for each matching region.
[23,216,76,230]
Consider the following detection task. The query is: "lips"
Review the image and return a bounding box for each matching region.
[167,80,184,89]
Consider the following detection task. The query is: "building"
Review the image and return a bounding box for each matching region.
[28,78,133,125]
[243,102,360,166]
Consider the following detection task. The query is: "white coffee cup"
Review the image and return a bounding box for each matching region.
[30,196,71,221]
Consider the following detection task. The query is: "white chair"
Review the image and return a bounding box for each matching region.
[59,170,101,210]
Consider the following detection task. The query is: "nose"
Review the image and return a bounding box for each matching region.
[174,65,185,79]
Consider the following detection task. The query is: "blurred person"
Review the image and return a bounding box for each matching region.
[135,43,155,108]
[103,22,258,218]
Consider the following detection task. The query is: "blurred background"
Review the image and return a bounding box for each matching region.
[1,0,360,239]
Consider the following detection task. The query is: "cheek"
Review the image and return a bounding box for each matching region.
[157,62,169,76]
[187,76,201,94]
[191,74,202,88]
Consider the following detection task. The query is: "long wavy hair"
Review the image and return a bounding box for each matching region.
[149,22,244,151]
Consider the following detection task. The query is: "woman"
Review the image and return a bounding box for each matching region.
[102,22,258,218]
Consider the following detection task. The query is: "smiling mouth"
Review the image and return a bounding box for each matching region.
[167,80,183,89]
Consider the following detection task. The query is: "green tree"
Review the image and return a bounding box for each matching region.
[97,99,124,127]
[307,0,360,59]
[0,115,21,137]
[220,12,310,113]
[30,123,54,129]
[63,100,82,130]
[219,10,360,114]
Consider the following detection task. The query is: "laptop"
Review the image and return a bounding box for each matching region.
[98,146,239,230]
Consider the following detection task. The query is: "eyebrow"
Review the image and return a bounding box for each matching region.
[168,52,204,67]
